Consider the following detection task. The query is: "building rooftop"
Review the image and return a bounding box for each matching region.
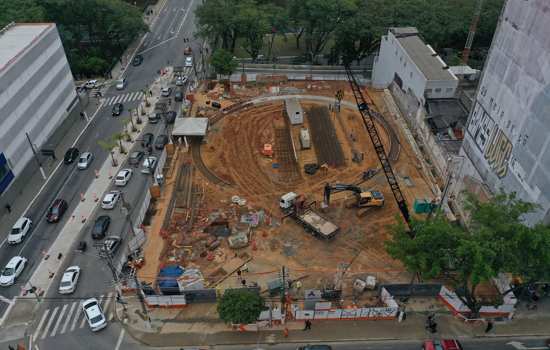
[0,23,53,72]
[285,98,303,116]
[172,117,209,137]
[390,27,456,82]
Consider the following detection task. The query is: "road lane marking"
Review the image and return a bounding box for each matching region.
[50,303,67,337]
[103,293,113,313]
[114,328,125,350]
[60,301,77,334]
[41,306,58,339]
[177,0,194,37]
[137,36,177,55]
[70,304,82,331]
[167,8,180,35]
[33,308,50,341]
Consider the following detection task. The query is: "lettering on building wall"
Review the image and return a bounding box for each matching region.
[484,129,513,178]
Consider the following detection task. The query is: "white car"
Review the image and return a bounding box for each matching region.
[185,56,193,67]
[77,152,93,170]
[7,216,32,245]
[101,191,121,210]
[141,156,157,174]
[161,87,172,97]
[82,298,107,331]
[0,256,27,287]
[58,266,81,294]
[84,80,98,89]
[175,75,187,86]
[115,78,126,90]
[114,169,133,186]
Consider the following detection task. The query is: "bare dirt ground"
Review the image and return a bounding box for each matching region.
[151,81,437,305]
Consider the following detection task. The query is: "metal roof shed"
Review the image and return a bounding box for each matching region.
[172,117,209,147]
[285,98,303,125]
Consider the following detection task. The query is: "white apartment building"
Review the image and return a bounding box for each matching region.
[0,23,76,194]
[452,0,550,225]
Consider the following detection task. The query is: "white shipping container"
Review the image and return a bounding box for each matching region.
[300,128,311,149]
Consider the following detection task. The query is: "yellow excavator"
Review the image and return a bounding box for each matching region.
[323,183,384,216]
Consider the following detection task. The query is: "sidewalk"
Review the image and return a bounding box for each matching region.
[117,297,550,347]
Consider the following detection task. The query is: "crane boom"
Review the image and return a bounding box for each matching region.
[344,66,410,223]
[462,0,484,65]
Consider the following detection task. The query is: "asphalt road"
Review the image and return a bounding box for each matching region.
[3,0,201,348]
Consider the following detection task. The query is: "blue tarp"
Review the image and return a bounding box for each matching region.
[157,265,184,294]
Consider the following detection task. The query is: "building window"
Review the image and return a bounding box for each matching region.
[410,72,413,78]
[395,49,398,56]
[446,88,453,93]
[404,61,407,67]
[435,88,442,93]
[425,89,433,94]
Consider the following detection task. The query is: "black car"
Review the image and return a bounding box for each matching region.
[129,151,144,166]
[164,111,176,124]
[155,134,169,150]
[92,215,111,239]
[63,148,79,164]
[99,236,121,257]
[141,133,154,149]
[174,90,183,102]
[112,103,123,116]
[132,54,143,66]
[46,199,68,223]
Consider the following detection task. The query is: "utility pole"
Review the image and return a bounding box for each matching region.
[132,273,151,328]
[280,266,289,315]
[25,132,46,179]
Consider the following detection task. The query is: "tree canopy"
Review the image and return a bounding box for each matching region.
[195,0,504,67]
[0,0,147,77]
[217,289,265,324]
[210,48,238,77]
[386,192,550,316]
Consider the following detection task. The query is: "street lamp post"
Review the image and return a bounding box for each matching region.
[25,132,46,180]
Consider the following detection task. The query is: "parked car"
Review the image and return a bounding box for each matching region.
[175,75,187,86]
[84,80,98,89]
[155,135,169,150]
[185,56,193,67]
[141,156,157,174]
[161,87,172,97]
[101,191,121,210]
[82,298,107,331]
[77,152,93,170]
[91,215,110,239]
[7,217,32,245]
[132,54,143,66]
[141,133,154,149]
[46,199,68,223]
[58,266,81,294]
[112,103,123,116]
[164,111,177,124]
[174,90,183,102]
[0,256,27,287]
[114,169,133,186]
[64,147,79,164]
[129,151,144,166]
[99,236,121,257]
[115,78,126,90]
[148,113,161,124]
[422,339,463,350]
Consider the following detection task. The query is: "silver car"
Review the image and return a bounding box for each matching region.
[77,152,93,170]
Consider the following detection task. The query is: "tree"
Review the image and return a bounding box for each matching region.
[234,0,270,60]
[196,0,240,51]
[0,0,46,28]
[210,49,238,78]
[386,192,550,316]
[98,138,118,167]
[217,289,265,324]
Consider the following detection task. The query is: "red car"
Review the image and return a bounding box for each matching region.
[46,199,68,223]
[423,339,463,350]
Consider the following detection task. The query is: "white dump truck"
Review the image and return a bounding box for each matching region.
[280,192,339,239]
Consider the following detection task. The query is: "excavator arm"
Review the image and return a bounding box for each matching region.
[324,183,362,205]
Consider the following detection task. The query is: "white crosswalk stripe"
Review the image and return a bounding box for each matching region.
[70,303,82,332]
[60,302,78,334]
[33,308,50,341]
[104,91,144,106]
[50,304,67,337]
[41,306,59,339]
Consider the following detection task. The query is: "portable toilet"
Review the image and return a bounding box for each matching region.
[300,128,311,149]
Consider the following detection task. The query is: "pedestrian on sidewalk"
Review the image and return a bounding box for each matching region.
[283,327,289,338]
[303,319,312,331]
[5,204,11,213]
[485,320,494,333]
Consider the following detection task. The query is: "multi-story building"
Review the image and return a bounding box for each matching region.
[452,0,550,225]
[0,22,77,194]
[372,27,459,106]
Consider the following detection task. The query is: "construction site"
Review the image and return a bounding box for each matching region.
[135,75,438,311]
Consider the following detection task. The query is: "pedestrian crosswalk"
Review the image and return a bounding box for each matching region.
[33,293,116,341]
[103,91,144,106]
